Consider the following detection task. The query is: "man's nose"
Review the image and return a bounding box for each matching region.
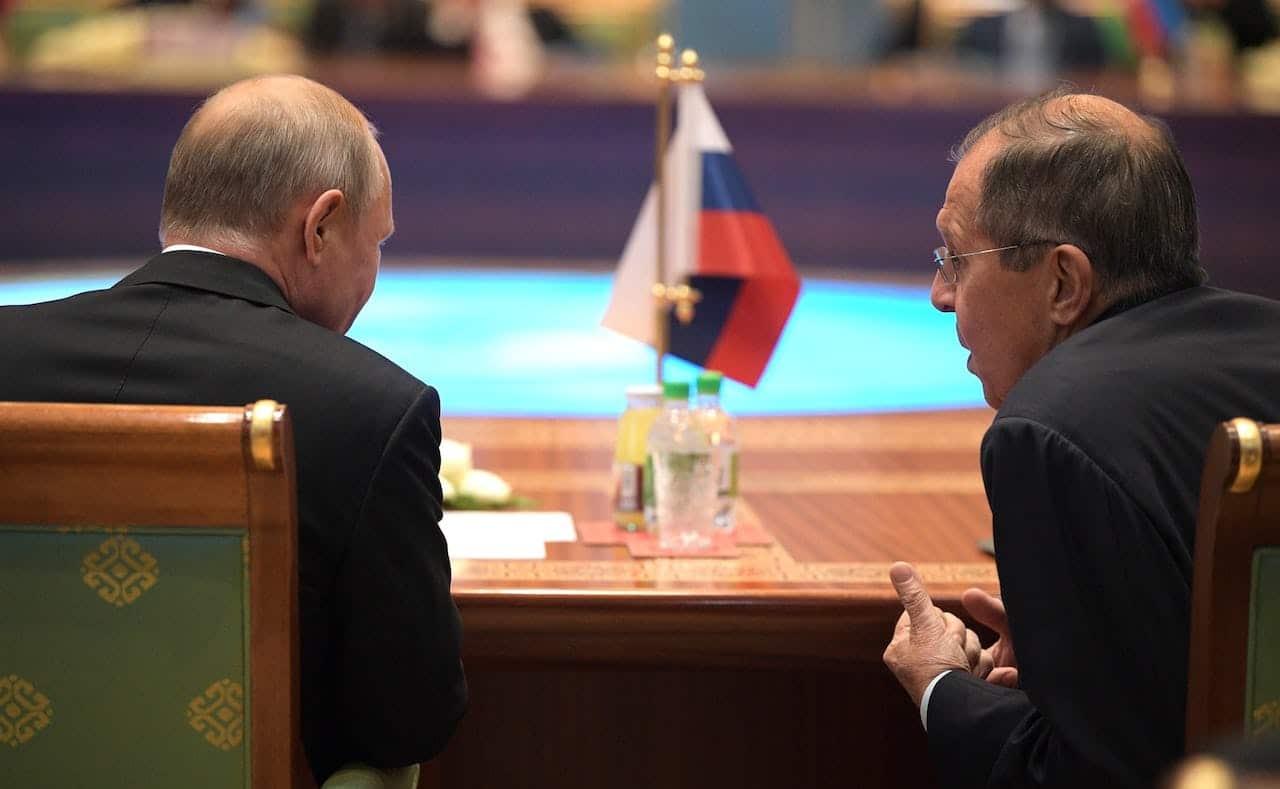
[930,275,955,313]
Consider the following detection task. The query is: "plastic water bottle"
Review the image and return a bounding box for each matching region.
[612,384,662,532]
[694,370,738,531]
[647,380,717,550]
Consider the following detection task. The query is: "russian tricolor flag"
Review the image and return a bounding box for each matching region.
[602,83,800,388]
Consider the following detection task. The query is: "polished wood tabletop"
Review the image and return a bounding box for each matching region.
[441,407,999,665]
[429,408,999,789]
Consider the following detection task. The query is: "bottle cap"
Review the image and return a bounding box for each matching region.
[624,384,662,400]
[662,380,690,400]
[696,370,723,395]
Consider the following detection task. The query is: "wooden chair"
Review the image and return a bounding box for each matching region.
[1187,418,1280,751]
[0,400,300,787]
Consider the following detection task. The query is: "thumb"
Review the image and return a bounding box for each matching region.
[962,587,1009,637]
[987,667,1019,688]
[890,562,939,631]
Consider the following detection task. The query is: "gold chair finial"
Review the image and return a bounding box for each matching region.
[249,400,279,472]
[1228,417,1263,494]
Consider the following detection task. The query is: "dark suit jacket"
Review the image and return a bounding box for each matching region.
[926,286,1280,787]
[0,251,467,783]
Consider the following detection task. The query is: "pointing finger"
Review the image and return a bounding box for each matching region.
[962,587,1010,637]
[890,562,940,631]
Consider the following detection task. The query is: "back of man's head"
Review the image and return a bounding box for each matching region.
[160,75,382,248]
[953,88,1207,308]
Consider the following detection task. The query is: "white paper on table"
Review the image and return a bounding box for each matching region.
[442,527,545,560]
[439,511,577,560]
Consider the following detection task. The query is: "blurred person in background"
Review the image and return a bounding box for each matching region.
[304,0,575,56]
[1188,0,1278,52]
[954,0,1108,87]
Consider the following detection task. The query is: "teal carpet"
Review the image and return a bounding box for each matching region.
[0,267,982,416]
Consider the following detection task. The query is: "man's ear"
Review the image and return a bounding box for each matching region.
[302,189,346,265]
[1048,244,1095,329]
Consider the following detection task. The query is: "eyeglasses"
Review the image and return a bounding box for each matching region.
[932,241,1060,284]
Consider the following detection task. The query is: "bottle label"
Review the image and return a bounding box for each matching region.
[614,461,642,512]
[664,451,709,473]
[643,454,656,525]
[720,448,739,497]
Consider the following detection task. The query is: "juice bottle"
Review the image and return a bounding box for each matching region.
[612,384,661,531]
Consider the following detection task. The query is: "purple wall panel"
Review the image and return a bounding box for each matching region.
[0,88,1274,297]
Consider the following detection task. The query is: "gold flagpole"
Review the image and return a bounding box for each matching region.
[652,37,705,386]
[653,33,675,386]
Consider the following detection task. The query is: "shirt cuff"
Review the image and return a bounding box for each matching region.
[920,670,952,731]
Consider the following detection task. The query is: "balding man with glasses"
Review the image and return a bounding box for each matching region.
[882,90,1280,788]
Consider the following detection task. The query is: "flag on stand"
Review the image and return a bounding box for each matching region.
[601,82,800,388]
[1127,0,1185,57]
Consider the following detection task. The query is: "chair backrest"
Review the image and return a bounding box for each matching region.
[0,400,300,788]
[1187,418,1280,750]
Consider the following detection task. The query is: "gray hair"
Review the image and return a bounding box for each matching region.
[160,76,383,246]
[952,87,1207,306]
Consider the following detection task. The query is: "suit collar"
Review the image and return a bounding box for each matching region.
[116,251,294,314]
[1092,284,1200,328]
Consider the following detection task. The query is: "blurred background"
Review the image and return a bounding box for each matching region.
[1,0,1277,414]
[2,0,1277,103]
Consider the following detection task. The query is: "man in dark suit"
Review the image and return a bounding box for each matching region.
[882,90,1280,786]
[0,75,466,784]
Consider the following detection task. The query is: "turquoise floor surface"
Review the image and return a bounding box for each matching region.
[0,267,982,416]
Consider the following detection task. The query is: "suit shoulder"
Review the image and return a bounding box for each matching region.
[992,286,1280,479]
[287,327,440,436]
[1000,288,1279,418]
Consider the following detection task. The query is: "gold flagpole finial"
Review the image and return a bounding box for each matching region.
[652,283,703,326]
[656,33,675,81]
[677,49,705,83]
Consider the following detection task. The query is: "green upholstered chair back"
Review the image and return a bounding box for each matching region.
[0,401,300,788]
[1188,419,1280,750]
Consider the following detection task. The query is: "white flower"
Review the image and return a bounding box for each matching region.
[458,469,512,505]
[440,475,456,504]
[439,439,473,487]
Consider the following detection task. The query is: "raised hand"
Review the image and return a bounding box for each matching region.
[882,562,974,706]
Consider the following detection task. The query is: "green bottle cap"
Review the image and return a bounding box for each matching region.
[696,370,724,395]
[662,380,690,400]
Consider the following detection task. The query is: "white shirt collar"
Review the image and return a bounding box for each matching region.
[162,244,227,256]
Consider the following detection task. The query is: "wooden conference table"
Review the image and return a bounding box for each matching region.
[431,408,998,789]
